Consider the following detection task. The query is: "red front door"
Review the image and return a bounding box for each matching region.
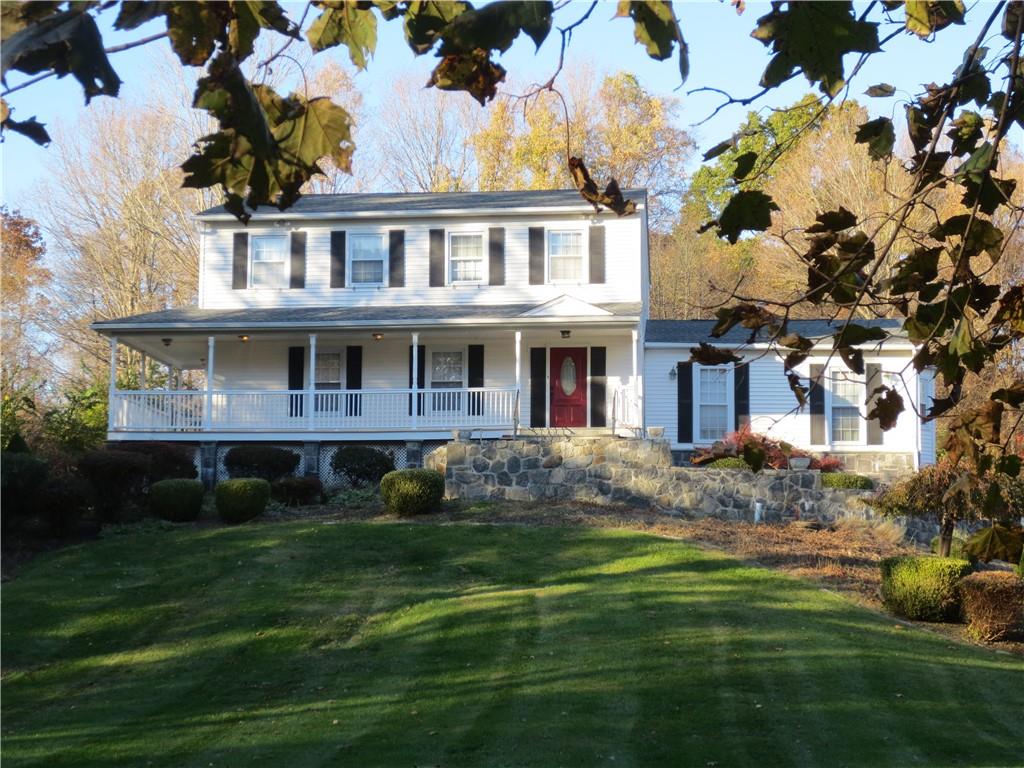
[550,347,587,428]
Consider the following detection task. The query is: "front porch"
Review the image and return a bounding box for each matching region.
[99,321,643,440]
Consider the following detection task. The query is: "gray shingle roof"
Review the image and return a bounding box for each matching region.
[646,318,906,344]
[197,189,646,218]
[92,302,642,331]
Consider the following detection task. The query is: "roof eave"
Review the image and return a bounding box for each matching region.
[195,202,645,222]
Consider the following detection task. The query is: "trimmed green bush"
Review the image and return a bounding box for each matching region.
[879,555,972,622]
[77,449,150,522]
[958,571,1024,642]
[930,533,967,559]
[224,445,299,482]
[380,469,444,516]
[331,446,395,488]
[150,479,205,523]
[821,472,875,490]
[1,452,49,532]
[271,476,323,506]
[215,478,270,524]
[707,457,751,470]
[119,442,197,482]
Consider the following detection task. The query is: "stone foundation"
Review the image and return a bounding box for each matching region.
[830,452,915,482]
[427,436,876,524]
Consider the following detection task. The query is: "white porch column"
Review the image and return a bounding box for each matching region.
[140,353,147,390]
[308,333,317,430]
[204,336,215,431]
[631,328,639,426]
[107,336,118,432]
[411,332,419,430]
[514,331,522,430]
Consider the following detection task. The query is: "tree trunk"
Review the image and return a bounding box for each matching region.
[938,515,956,557]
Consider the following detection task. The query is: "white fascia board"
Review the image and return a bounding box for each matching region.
[643,340,917,351]
[195,203,645,222]
[91,314,640,334]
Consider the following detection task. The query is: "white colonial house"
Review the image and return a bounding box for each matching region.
[92,189,933,483]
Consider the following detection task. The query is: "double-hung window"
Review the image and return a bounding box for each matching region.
[314,352,342,412]
[430,350,464,411]
[449,233,484,283]
[548,230,583,282]
[698,367,729,442]
[830,371,862,442]
[349,233,386,286]
[250,234,288,289]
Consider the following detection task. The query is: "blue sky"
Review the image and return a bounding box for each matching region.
[2,0,1018,208]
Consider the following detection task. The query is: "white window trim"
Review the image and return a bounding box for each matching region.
[692,364,734,446]
[546,227,588,285]
[826,366,867,447]
[347,229,389,288]
[445,230,487,286]
[248,232,290,290]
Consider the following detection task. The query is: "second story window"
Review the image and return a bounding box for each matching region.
[449,233,484,283]
[250,234,288,289]
[548,230,583,282]
[349,233,387,286]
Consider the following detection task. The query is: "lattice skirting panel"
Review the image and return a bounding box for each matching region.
[318,442,413,490]
[214,443,307,483]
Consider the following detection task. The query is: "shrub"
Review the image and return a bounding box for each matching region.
[380,469,444,516]
[1019,548,1024,578]
[36,473,94,537]
[331,446,395,488]
[816,455,845,473]
[1,451,49,532]
[5,432,31,453]
[150,479,205,522]
[215,478,270,523]
[879,555,972,622]
[707,457,751,470]
[119,442,197,482]
[822,472,874,490]
[930,533,967,559]
[963,524,1024,564]
[223,445,299,481]
[958,571,1024,642]
[271,476,323,506]
[77,449,151,522]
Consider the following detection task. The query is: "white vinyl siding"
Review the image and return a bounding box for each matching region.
[548,230,583,282]
[449,233,484,283]
[698,367,729,442]
[250,235,288,289]
[349,233,386,286]
[830,371,862,443]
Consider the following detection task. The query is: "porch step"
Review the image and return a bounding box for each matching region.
[512,427,620,438]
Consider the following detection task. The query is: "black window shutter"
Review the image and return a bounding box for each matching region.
[288,346,304,417]
[488,227,505,286]
[232,232,248,289]
[389,230,405,287]
[866,363,883,445]
[677,362,693,443]
[589,225,606,284]
[528,227,545,284]
[734,362,750,430]
[346,345,362,417]
[590,346,607,428]
[330,231,346,288]
[429,229,445,287]
[468,344,484,415]
[408,345,426,415]
[809,364,826,444]
[290,231,306,289]
[530,347,546,427]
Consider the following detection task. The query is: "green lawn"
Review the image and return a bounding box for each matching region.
[3,520,1022,767]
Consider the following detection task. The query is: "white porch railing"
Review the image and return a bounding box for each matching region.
[611,385,642,431]
[110,387,520,433]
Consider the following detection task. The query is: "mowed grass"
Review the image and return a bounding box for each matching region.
[3,521,1022,768]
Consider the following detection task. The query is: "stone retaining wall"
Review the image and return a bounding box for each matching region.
[427,436,877,525]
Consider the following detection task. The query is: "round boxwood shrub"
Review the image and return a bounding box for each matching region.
[380,469,444,516]
[331,446,395,488]
[821,472,875,490]
[119,441,197,482]
[150,479,205,522]
[271,475,323,506]
[707,457,752,470]
[215,478,270,524]
[958,571,1024,642]
[1,451,49,533]
[78,449,151,522]
[879,555,972,622]
[224,445,299,482]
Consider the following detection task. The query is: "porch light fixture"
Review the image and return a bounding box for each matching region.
[161,337,172,347]
[668,366,677,381]
[560,329,571,339]
[372,332,384,341]
[238,335,250,342]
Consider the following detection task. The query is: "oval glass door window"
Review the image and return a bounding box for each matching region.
[560,356,577,396]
